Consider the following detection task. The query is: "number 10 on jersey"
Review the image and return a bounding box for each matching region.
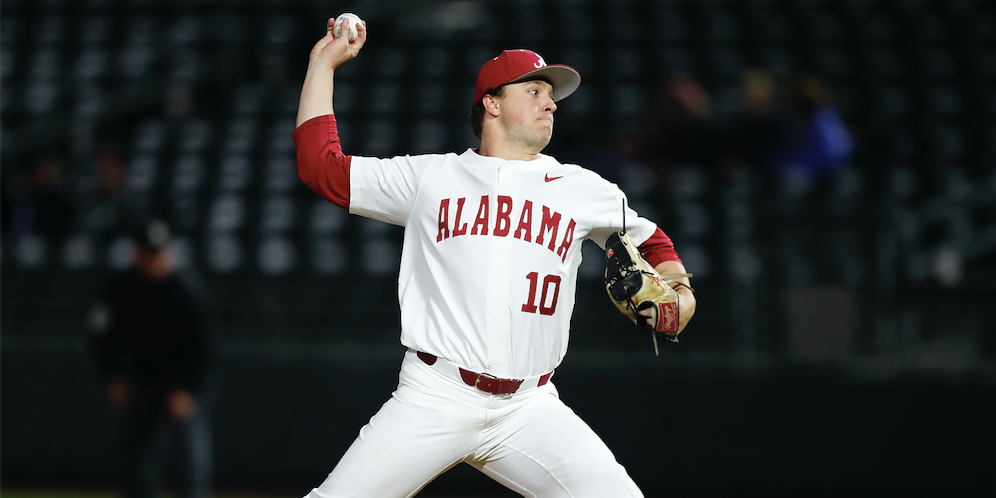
[522,272,561,316]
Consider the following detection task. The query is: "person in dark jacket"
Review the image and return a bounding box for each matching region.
[89,220,216,498]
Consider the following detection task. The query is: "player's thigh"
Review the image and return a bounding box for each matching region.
[307,360,482,498]
[473,390,644,498]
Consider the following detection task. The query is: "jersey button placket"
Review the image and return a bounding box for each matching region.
[487,164,514,374]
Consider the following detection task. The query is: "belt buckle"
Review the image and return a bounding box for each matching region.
[474,372,498,393]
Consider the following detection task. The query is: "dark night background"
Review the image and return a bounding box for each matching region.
[1,0,993,497]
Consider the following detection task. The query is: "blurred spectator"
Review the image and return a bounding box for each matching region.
[617,75,717,177]
[770,74,854,190]
[5,155,75,242]
[722,70,781,172]
[1,166,30,238]
[87,220,218,498]
[80,141,129,235]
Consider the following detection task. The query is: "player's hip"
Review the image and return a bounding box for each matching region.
[397,349,558,408]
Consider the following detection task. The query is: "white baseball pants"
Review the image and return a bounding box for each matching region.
[305,350,645,498]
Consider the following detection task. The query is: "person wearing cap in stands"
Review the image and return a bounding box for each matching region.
[292,16,695,497]
[88,220,217,498]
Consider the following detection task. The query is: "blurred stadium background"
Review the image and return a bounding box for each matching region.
[1,0,993,496]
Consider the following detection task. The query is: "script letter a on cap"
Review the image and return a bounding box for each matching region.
[534,55,547,68]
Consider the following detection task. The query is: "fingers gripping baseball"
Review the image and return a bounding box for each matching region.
[310,15,367,69]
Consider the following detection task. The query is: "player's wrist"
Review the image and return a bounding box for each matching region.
[307,55,336,72]
[675,286,696,309]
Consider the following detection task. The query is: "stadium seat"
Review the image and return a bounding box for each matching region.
[180,119,212,152]
[208,234,243,273]
[410,119,447,154]
[374,47,407,77]
[217,154,252,192]
[420,47,452,77]
[79,15,111,45]
[309,200,347,236]
[362,119,398,157]
[259,196,298,234]
[208,195,246,233]
[36,15,66,45]
[369,82,401,115]
[29,47,61,80]
[126,153,159,193]
[172,154,205,197]
[264,154,298,193]
[311,237,348,275]
[222,117,258,154]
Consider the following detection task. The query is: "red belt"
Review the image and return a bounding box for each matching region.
[415,351,553,395]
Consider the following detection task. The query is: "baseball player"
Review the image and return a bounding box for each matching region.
[293,15,696,497]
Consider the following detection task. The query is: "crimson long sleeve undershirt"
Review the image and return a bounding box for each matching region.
[293,114,352,210]
[292,114,682,267]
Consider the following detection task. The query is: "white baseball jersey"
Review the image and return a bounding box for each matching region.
[349,149,659,379]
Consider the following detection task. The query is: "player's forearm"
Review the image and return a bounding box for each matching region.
[296,62,335,128]
[655,260,691,289]
[298,16,366,127]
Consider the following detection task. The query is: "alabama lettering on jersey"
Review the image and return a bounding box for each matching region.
[349,149,659,380]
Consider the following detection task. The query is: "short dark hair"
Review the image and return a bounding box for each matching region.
[469,85,506,140]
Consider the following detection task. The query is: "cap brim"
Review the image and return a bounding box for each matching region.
[508,65,581,102]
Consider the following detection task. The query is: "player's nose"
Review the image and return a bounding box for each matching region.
[544,97,557,113]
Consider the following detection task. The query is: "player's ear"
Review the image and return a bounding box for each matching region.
[483,95,500,117]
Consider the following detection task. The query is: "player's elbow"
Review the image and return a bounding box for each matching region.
[295,158,314,188]
[295,155,320,196]
[293,146,351,209]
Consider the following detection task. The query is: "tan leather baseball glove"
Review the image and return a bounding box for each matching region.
[604,231,690,355]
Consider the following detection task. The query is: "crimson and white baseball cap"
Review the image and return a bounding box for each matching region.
[473,49,581,104]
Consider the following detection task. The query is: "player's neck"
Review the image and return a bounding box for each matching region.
[478,135,541,162]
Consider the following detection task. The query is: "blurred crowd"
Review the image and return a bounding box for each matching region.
[0,69,853,255]
[2,139,132,253]
[600,70,853,198]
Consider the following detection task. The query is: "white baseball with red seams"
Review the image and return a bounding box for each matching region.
[349,149,659,380]
[331,13,362,42]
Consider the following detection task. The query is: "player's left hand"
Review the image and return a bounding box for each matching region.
[637,307,656,329]
[638,283,695,334]
[167,388,198,421]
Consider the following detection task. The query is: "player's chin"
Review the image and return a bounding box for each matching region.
[532,131,553,150]
[536,123,553,141]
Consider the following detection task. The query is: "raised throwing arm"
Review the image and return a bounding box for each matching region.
[296,16,367,128]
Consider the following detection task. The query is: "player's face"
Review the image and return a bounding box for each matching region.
[498,80,557,153]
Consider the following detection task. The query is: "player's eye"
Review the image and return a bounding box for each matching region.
[528,89,538,95]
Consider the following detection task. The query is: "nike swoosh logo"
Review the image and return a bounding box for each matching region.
[544,174,563,182]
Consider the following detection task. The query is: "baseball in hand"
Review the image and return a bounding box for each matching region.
[332,13,364,42]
